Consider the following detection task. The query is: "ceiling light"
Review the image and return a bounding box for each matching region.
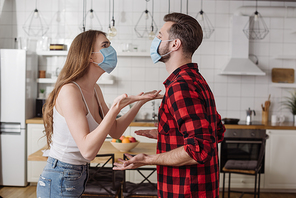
[22,0,49,37]
[243,0,269,40]
[107,0,117,39]
[134,0,158,40]
[80,0,103,32]
[195,0,215,39]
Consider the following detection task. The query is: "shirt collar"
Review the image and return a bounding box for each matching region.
[163,63,199,87]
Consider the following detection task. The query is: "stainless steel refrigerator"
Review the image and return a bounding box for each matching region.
[0,49,37,186]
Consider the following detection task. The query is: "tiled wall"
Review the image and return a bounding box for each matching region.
[1,0,296,122]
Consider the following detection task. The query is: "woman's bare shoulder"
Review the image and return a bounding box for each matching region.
[58,83,81,101]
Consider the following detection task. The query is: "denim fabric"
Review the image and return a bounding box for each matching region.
[36,157,89,198]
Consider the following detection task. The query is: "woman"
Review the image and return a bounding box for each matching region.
[36,30,161,197]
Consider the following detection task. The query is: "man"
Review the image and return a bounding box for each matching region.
[114,12,225,198]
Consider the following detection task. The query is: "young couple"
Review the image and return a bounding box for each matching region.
[37,12,225,198]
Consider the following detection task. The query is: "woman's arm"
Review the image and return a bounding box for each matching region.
[56,84,160,161]
[95,85,162,139]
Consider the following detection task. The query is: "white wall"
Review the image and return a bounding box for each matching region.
[1,0,296,122]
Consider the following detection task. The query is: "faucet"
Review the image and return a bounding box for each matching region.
[152,101,158,120]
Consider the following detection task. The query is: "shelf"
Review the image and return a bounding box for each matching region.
[37,78,114,85]
[36,51,150,57]
[36,50,68,56]
[37,78,56,83]
[274,55,296,60]
[271,83,296,88]
[116,52,150,56]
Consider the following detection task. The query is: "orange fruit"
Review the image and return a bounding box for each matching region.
[111,139,116,142]
[122,138,130,143]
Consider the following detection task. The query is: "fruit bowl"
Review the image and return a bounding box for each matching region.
[110,141,139,152]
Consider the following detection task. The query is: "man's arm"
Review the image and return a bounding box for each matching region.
[113,146,197,170]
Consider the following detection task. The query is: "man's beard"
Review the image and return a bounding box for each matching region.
[158,42,171,63]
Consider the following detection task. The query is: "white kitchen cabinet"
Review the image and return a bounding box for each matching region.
[219,173,265,189]
[265,130,296,190]
[27,123,47,183]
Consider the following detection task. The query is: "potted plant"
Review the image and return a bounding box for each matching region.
[282,91,296,124]
[39,89,45,99]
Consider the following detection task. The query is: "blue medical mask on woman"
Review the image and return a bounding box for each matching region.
[92,46,117,73]
[150,37,173,64]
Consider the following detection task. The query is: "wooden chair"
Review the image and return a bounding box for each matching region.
[221,135,269,198]
[82,154,123,198]
[122,155,157,198]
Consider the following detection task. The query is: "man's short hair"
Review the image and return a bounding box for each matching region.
[164,12,203,57]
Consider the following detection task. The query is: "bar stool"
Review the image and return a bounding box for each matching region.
[221,135,268,198]
[82,154,122,198]
[122,155,157,198]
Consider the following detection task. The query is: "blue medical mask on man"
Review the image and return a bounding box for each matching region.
[150,37,173,64]
[92,46,117,73]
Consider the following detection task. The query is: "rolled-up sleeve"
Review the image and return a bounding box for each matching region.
[167,82,215,164]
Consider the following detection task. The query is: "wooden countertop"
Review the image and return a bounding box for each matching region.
[224,121,296,130]
[26,117,296,130]
[28,141,157,163]
[26,117,44,124]
[26,117,156,127]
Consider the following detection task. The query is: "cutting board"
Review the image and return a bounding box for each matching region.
[272,68,294,83]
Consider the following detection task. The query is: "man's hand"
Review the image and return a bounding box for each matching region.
[113,153,149,170]
[135,129,158,139]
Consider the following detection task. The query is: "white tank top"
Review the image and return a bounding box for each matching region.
[48,82,102,165]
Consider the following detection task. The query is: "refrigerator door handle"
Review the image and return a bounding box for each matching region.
[0,122,21,134]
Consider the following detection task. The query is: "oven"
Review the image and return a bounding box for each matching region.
[220,129,266,173]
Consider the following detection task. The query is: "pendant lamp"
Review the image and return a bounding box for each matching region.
[179,0,188,14]
[49,0,68,43]
[79,0,103,32]
[195,0,214,39]
[134,0,158,40]
[243,0,269,40]
[107,0,117,39]
[22,0,49,36]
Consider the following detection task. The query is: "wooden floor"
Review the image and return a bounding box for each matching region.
[0,185,296,198]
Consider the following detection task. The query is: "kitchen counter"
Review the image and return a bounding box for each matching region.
[26,117,296,129]
[224,121,296,130]
[26,117,43,124]
[26,117,156,127]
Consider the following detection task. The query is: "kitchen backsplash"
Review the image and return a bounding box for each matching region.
[0,0,296,122]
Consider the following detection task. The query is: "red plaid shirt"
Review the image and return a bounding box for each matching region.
[157,63,225,198]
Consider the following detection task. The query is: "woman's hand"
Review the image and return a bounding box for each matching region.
[135,129,158,139]
[112,90,161,111]
[137,90,163,105]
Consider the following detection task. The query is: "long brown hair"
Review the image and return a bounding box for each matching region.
[42,30,106,148]
[164,12,203,57]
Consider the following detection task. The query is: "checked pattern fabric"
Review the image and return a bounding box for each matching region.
[157,63,225,198]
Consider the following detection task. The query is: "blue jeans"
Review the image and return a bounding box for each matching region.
[36,157,89,198]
